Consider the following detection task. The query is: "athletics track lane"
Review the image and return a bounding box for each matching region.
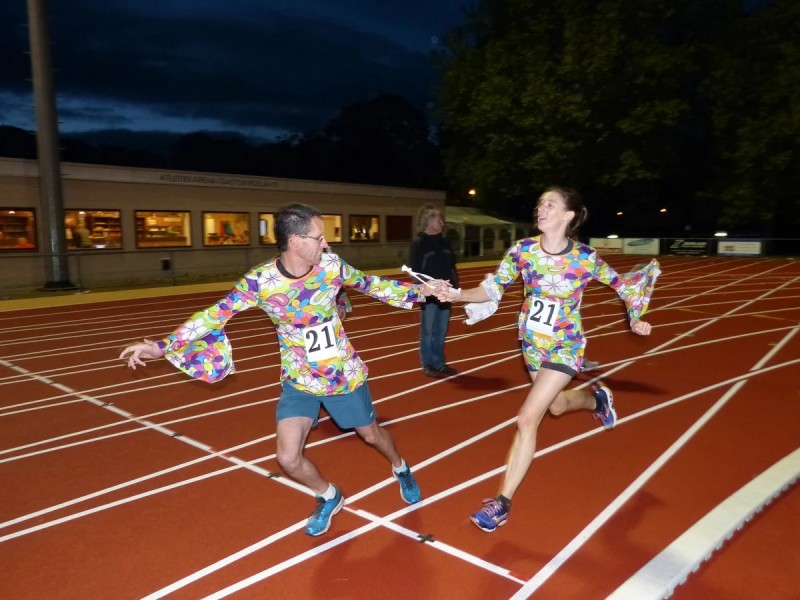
[1,255,798,599]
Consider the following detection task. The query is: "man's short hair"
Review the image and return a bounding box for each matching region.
[274,203,322,250]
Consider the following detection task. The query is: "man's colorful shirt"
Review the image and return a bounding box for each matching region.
[158,253,424,394]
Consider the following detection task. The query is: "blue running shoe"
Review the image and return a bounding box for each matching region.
[304,486,344,536]
[470,498,509,532]
[593,385,617,429]
[394,467,421,504]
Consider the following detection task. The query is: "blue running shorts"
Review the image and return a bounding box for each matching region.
[276,381,376,429]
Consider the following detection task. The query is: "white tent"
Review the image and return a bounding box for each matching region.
[444,206,521,258]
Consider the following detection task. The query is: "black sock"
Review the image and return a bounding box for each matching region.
[496,494,511,509]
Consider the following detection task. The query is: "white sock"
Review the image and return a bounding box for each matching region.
[392,458,408,475]
[320,483,337,500]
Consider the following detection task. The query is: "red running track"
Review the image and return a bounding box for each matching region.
[1,255,798,599]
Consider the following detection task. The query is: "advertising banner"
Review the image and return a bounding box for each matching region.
[717,239,763,256]
[622,238,660,255]
[666,239,711,256]
[589,238,623,254]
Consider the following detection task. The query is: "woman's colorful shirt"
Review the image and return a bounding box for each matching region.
[488,237,660,371]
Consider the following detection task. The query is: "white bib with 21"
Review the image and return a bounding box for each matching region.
[303,320,339,362]
[526,297,559,338]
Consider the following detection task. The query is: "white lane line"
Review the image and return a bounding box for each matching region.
[5,357,798,541]
[0,348,517,459]
[508,321,800,599]
[0,376,525,532]
[0,254,751,367]
[141,413,529,599]
[2,315,791,460]
[0,463,242,543]
[197,506,528,600]
[139,357,800,600]
[608,447,800,600]
[608,325,800,600]
[1,256,792,592]
[0,316,796,527]
[511,382,749,600]
[0,382,280,456]
[1,301,794,414]
[0,432,277,530]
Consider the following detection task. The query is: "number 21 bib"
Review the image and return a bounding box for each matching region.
[303,319,339,362]
[526,297,560,341]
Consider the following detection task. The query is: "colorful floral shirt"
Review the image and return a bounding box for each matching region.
[158,252,425,394]
[487,237,660,371]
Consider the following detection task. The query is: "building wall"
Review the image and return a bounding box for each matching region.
[0,157,444,296]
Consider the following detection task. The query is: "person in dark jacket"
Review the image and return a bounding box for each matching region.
[409,204,459,377]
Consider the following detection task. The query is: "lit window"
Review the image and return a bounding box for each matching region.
[258,213,276,245]
[203,212,250,246]
[350,215,379,242]
[135,211,191,248]
[65,210,121,249]
[0,209,37,251]
[321,214,342,243]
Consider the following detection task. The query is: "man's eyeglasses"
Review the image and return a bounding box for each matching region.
[298,233,325,243]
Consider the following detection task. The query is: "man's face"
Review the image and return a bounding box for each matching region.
[294,216,327,265]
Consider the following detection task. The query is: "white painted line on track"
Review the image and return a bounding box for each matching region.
[0,304,800,527]
[136,356,800,599]
[0,432,277,530]
[608,447,800,600]
[2,299,795,414]
[11,306,788,457]
[2,257,798,597]
[0,366,526,532]
[511,380,748,599]
[5,356,797,544]
[197,506,529,600]
[142,414,530,599]
[509,319,800,599]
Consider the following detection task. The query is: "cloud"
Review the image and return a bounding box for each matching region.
[0,0,469,138]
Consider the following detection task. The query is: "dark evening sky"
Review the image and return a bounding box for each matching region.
[0,0,474,142]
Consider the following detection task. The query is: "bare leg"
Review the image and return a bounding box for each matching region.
[498,369,573,499]
[354,421,404,468]
[276,416,329,494]
[548,387,596,416]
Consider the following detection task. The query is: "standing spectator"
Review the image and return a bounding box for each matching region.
[410,204,459,377]
[73,222,92,248]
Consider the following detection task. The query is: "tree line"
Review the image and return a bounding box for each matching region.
[436,0,800,236]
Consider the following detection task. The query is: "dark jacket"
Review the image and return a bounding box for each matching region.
[409,233,458,306]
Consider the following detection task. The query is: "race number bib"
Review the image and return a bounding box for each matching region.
[303,321,339,362]
[526,297,559,338]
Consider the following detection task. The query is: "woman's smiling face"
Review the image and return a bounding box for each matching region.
[536,191,573,233]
